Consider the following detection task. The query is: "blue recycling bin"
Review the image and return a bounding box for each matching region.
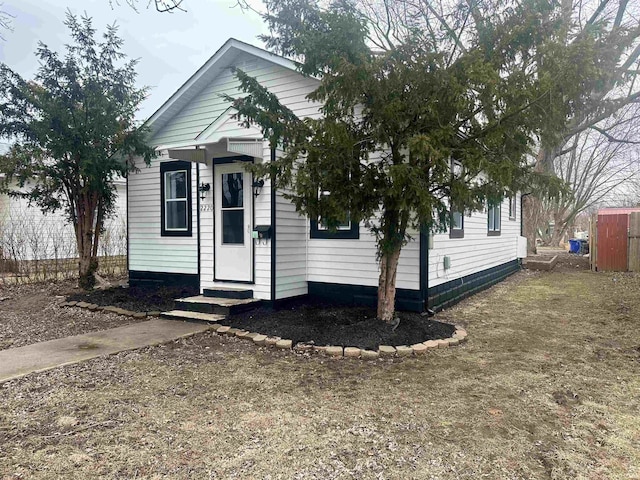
[568,239,580,253]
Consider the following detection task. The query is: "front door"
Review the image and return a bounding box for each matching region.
[214,163,252,281]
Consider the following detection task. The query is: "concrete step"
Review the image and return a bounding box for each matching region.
[174,295,261,315]
[202,287,253,299]
[160,310,226,323]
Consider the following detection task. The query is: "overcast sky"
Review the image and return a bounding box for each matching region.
[0,0,269,122]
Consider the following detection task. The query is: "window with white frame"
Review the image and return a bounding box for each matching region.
[450,209,464,238]
[161,161,191,236]
[509,195,517,220]
[488,203,501,236]
[310,189,358,239]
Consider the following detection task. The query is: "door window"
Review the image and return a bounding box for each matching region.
[221,172,244,244]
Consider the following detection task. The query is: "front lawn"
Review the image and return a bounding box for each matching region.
[1,265,638,479]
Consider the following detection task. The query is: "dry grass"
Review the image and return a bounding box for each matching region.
[1,268,639,479]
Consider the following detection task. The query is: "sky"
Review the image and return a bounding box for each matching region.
[0,0,269,123]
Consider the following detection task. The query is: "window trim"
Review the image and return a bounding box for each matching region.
[160,160,192,237]
[310,219,359,239]
[450,209,464,239]
[309,188,359,239]
[487,203,501,236]
[508,195,517,221]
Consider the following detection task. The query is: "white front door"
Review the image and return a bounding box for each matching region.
[214,163,252,282]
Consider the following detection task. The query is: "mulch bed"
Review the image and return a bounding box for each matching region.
[67,285,198,312]
[227,299,455,351]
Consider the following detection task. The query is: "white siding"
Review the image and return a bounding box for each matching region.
[128,153,198,274]
[275,188,308,299]
[152,53,321,147]
[306,227,420,290]
[428,195,520,287]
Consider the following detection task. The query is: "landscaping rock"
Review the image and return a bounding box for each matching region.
[87,304,100,311]
[265,337,280,346]
[326,346,344,357]
[235,330,250,339]
[76,302,90,309]
[344,347,361,358]
[396,346,413,357]
[67,301,78,307]
[275,339,293,350]
[411,343,428,355]
[378,345,396,357]
[226,328,240,336]
[294,343,314,353]
[133,312,147,319]
[245,332,260,340]
[435,339,449,348]
[147,311,161,317]
[360,350,379,360]
[423,340,438,349]
[252,334,267,346]
[216,326,231,335]
[454,329,468,342]
[209,324,222,331]
[447,337,460,346]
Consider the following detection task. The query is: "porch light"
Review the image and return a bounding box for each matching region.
[198,182,211,201]
[252,179,264,197]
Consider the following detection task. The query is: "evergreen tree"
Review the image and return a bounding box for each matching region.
[229,0,562,322]
[0,12,154,288]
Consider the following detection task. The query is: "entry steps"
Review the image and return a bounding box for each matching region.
[160,288,261,323]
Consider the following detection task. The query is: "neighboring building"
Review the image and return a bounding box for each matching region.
[127,38,527,312]
[0,175,126,265]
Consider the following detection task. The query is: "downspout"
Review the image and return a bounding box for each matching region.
[520,192,532,264]
[520,191,532,236]
[420,224,433,315]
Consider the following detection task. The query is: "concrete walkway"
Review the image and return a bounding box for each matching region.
[0,319,211,384]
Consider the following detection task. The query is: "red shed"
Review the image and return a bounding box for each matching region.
[591,208,640,272]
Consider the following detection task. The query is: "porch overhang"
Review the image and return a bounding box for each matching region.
[155,106,265,162]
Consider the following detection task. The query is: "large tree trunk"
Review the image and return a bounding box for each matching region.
[522,195,538,254]
[377,246,401,323]
[75,192,99,290]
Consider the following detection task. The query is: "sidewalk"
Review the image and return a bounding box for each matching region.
[0,318,211,384]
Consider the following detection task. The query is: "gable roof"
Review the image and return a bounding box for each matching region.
[144,38,299,139]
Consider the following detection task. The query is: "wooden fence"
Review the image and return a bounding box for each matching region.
[590,212,640,272]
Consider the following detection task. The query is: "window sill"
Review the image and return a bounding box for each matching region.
[449,230,464,239]
[487,230,501,236]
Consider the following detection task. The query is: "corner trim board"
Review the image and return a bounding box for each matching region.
[270,147,277,302]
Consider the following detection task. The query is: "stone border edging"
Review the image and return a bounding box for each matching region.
[61,301,468,360]
[60,301,161,319]
[208,323,467,360]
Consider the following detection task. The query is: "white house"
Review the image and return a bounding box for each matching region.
[127,38,527,312]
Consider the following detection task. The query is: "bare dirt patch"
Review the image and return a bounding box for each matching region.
[0,280,139,350]
[1,268,639,479]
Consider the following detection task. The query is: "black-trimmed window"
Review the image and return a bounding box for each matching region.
[161,161,192,237]
[450,209,464,238]
[310,190,358,239]
[508,195,517,220]
[488,203,501,236]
